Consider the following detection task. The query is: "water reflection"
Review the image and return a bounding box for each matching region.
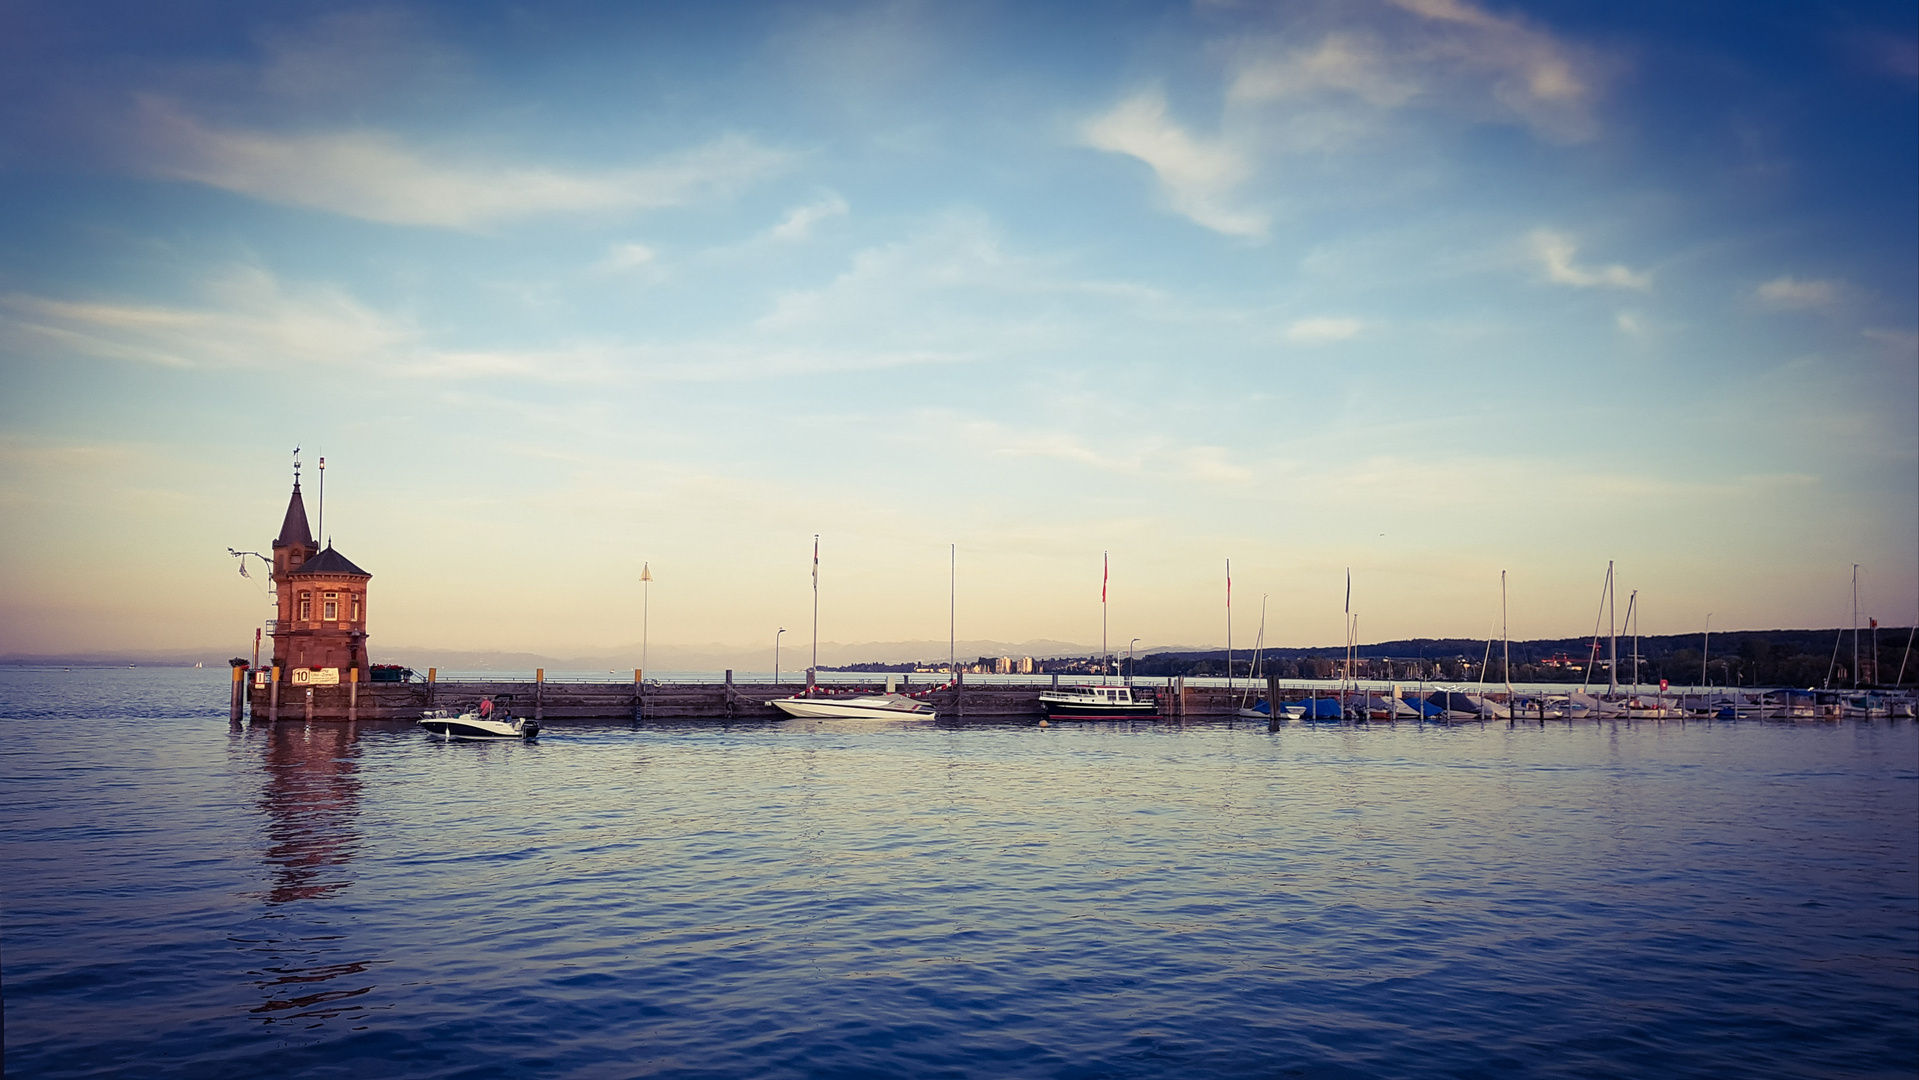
[239,721,385,1027]
[256,721,363,904]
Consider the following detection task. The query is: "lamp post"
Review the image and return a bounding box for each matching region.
[639,563,652,678]
[776,628,786,686]
[228,548,274,669]
[1129,638,1140,686]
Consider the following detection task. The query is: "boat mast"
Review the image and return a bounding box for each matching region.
[1607,560,1617,697]
[1502,570,1512,704]
[1226,558,1233,699]
[1343,568,1352,706]
[810,535,819,690]
[949,543,956,676]
[1101,551,1109,685]
[1625,590,1639,692]
[1702,613,1712,692]
[1852,564,1860,690]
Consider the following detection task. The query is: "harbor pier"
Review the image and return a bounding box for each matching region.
[240,672,1291,723]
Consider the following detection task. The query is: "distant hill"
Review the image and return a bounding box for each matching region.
[1133,628,1916,687]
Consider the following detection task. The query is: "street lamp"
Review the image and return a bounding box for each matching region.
[776,628,786,686]
[639,563,653,678]
[1129,638,1140,686]
[228,548,274,669]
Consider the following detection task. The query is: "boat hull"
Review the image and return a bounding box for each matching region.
[770,695,937,720]
[419,713,540,740]
[1037,686,1157,720]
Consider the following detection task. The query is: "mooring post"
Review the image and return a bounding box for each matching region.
[724,669,735,718]
[426,666,437,710]
[633,668,643,722]
[535,668,544,722]
[956,669,965,719]
[269,665,281,722]
[349,665,359,723]
[1267,672,1281,732]
[229,659,246,723]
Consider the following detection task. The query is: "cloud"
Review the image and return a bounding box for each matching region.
[1081,92,1268,238]
[1285,317,1361,343]
[1530,230,1650,289]
[1228,0,1606,143]
[1614,311,1642,335]
[597,243,657,271]
[0,266,615,381]
[1231,33,1421,107]
[768,193,849,242]
[132,100,790,228]
[1390,0,1601,141]
[1756,275,1840,311]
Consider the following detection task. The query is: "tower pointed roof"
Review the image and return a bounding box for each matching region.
[275,480,314,549]
[289,545,370,578]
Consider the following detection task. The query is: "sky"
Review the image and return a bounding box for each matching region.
[1,0,1914,662]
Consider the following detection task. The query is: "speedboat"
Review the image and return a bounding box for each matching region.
[769,692,937,720]
[1037,685,1157,720]
[419,707,540,740]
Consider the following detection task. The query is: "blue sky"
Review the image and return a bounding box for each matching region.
[2,0,1914,660]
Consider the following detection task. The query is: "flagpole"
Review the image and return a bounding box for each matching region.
[949,543,956,676]
[1226,558,1233,698]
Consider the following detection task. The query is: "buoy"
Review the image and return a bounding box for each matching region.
[1038,719,1050,728]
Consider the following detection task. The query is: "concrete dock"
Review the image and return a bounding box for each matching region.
[239,669,1266,723]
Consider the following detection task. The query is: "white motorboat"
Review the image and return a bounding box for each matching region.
[419,707,540,740]
[769,692,937,720]
[1037,684,1158,720]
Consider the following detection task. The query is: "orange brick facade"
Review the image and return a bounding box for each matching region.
[269,474,371,675]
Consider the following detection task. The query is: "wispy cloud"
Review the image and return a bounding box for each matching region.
[1231,32,1421,107]
[0,267,617,381]
[1531,230,1650,289]
[1082,91,1268,238]
[1285,317,1362,343]
[768,193,850,242]
[1228,0,1606,143]
[597,242,658,272]
[132,100,791,228]
[1756,275,1841,311]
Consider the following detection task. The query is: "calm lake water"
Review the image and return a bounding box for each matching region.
[3,668,1915,1079]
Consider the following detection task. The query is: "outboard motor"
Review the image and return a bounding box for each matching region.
[521,719,541,739]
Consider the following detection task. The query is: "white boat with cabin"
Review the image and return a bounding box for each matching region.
[1037,684,1158,720]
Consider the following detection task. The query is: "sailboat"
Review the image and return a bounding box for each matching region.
[769,536,937,721]
[1237,595,1273,719]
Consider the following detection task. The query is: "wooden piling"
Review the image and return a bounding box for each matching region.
[724,669,735,719]
[633,669,644,721]
[269,665,281,722]
[229,660,246,722]
[348,665,359,723]
[535,668,544,722]
[1267,673,1281,732]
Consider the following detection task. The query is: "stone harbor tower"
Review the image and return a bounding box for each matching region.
[270,462,372,675]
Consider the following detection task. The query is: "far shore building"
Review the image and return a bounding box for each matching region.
[269,467,372,677]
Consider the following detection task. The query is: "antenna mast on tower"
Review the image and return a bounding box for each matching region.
[317,455,326,548]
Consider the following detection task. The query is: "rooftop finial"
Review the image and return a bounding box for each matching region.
[292,445,303,490]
